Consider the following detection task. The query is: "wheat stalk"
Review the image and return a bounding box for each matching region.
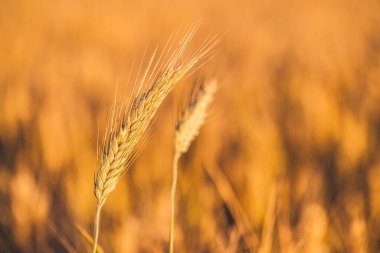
[92,28,217,253]
[169,80,217,253]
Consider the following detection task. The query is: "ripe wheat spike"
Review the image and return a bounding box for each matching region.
[175,79,217,154]
[92,27,217,253]
[169,79,217,253]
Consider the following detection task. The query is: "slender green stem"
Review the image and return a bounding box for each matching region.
[93,203,102,253]
[169,151,181,253]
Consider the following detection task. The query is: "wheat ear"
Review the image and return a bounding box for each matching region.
[92,29,217,253]
[169,80,217,253]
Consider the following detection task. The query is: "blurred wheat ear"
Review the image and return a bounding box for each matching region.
[169,80,217,253]
[92,27,218,253]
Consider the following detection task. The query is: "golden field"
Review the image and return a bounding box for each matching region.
[0,0,380,252]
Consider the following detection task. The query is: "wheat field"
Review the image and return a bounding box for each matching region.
[1,0,380,252]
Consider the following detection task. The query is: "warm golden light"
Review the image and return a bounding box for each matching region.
[0,0,379,252]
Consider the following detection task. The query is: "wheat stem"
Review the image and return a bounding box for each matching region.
[169,150,181,253]
[92,203,102,253]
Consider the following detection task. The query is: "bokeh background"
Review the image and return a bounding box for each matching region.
[1,0,380,252]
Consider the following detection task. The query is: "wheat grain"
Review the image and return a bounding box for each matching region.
[92,28,217,253]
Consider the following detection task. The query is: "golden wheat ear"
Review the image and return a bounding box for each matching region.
[92,28,218,253]
[169,79,217,253]
[94,30,217,208]
[175,79,217,154]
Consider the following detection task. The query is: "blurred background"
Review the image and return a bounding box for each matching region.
[1,0,380,252]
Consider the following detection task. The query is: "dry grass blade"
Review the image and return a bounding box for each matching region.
[169,80,217,253]
[92,28,218,253]
[74,223,104,253]
[225,225,241,253]
[48,224,77,253]
[205,164,258,250]
[258,182,277,253]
